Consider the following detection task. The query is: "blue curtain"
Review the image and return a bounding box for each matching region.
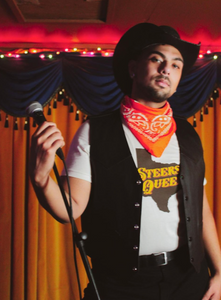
[0,52,219,118]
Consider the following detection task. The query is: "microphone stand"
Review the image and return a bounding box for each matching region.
[53,163,101,300]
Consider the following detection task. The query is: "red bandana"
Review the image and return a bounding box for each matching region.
[121,96,177,157]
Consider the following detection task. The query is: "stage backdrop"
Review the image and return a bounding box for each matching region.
[0,53,221,300]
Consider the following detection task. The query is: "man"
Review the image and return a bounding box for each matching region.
[29,23,221,300]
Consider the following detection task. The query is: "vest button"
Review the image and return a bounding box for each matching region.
[134,225,139,230]
[180,175,184,180]
[184,196,188,201]
[136,180,142,185]
[132,267,138,271]
[188,237,192,241]
[133,245,138,250]
[135,203,140,207]
[191,257,194,262]
[186,217,191,221]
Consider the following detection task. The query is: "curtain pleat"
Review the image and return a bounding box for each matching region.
[0,94,221,299]
[0,114,13,299]
[11,121,27,300]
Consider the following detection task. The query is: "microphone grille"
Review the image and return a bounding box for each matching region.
[26,102,43,116]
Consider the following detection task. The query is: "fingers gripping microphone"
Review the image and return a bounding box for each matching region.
[26,102,64,160]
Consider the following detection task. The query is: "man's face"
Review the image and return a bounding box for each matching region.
[129,44,184,104]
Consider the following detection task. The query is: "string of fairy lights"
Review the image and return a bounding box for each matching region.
[0,46,114,59]
[0,46,220,59]
[0,47,221,129]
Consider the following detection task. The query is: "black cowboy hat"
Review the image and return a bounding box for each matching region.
[113,23,200,95]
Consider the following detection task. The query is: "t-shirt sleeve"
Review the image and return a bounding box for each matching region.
[61,120,92,182]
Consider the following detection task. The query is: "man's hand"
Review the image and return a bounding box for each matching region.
[29,121,65,188]
[202,273,221,300]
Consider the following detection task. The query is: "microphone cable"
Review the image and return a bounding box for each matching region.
[53,157,83,300]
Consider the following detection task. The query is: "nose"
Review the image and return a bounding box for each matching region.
[159,61,170,75]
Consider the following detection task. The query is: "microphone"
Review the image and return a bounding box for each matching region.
[26,102,64,160]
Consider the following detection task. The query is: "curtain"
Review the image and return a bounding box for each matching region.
[0,53,219,118]
[0,101,88,300]
[1,89,221,300]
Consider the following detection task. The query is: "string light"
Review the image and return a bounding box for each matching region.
[47,104,51,115]
[53,98,57,108]
[1,45,221,58]
[64,95,69,106]
[57,90,64,102]
[70,102,74,113]
[193,115,197,128]
[75,110,80,121]
[24,117,28,130]
[0,47,115,58]
[4,114,9,128]
[14,118,18,130]
[29,49,37,53]
[200,108,203,122]
[212,89,219,99]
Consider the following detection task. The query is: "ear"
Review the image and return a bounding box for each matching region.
[128,60,137,78]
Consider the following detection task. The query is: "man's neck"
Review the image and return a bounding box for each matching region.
[133,98,167,109]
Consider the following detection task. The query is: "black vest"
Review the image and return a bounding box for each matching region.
[81,110,205,277]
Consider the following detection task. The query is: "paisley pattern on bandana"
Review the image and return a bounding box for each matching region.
[121,96,176,157]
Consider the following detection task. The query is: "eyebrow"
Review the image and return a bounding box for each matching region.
[148,50,184,64]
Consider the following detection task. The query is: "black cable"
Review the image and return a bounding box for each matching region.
[53,156,101,300]
[53,162,82,300]
[62,159,83,300]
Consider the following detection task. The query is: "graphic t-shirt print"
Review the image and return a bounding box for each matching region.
[137,149,180,212]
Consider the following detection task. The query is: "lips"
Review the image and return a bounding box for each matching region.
[155,79,170,87]
[155,76,170,88]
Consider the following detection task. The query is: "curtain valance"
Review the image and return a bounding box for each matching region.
[0,53,219,118]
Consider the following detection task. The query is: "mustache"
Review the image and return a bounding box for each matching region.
[154,75,171,85]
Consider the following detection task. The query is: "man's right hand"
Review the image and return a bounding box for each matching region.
[29,121,65,189]
[29,121,91,222]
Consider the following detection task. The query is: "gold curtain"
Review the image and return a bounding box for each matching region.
[0,93,221,300]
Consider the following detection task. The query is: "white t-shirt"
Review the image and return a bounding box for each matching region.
[63,119,187,255]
